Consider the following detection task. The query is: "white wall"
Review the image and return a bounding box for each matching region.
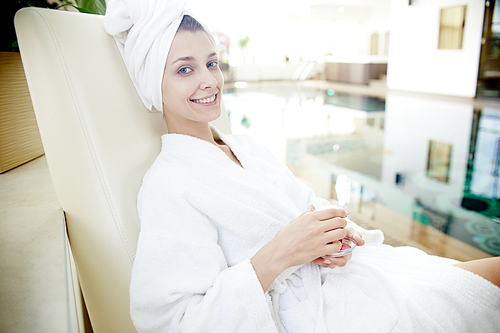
[382,92,474,216]
[358,4,392,56]
[187,0,393,66]
[387,0,485,97]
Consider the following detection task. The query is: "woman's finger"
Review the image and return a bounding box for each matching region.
[312,257,330,267]
[323,228,347,245]
[314,217,347,237]
[311,208,348,221]
[324,217,347,230]
[313,252,353,268]
[345,227,365,246]
[329,253,352,267]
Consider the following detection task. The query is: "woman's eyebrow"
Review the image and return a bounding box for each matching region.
[172,52,218,65]
[172,56,195,64]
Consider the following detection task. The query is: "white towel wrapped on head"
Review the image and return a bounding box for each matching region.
[104,0,216,113]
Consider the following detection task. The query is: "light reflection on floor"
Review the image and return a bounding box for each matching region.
[223,81,500,261]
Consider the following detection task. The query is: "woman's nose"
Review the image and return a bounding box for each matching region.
[199,68,218,89]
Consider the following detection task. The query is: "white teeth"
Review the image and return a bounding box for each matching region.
[192,94,216,104]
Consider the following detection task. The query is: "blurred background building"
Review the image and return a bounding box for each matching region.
[188,0,493,99]
[187,0,500,259]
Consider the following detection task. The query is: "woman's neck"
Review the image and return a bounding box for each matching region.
[166,120,217,145]
[165,117,242,167]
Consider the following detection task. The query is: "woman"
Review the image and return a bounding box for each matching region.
[105,1,500,332]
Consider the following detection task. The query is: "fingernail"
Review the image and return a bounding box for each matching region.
[324,259,332,265]
[345,211,349,216]
[308,204,315,212]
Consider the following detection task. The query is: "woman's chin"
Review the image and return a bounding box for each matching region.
[204,107,222,123]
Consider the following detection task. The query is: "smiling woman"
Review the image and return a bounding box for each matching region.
[104,1,500,332]
[161,17,224,141]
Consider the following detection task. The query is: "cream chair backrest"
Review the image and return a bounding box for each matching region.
[15,7,231,333]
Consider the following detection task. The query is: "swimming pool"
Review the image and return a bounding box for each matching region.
[223,82,500,257]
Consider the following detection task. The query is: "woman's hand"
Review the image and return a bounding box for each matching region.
[271,206,350,267]
[312,226,366,269]
[251,206,349,291]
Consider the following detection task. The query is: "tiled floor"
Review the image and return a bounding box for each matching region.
[1,80,497,333]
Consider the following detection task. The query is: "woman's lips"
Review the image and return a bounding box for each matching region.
[190,94,217,104]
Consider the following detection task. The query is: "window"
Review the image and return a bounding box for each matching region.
[427,140,453,182]
[438,5,467,50]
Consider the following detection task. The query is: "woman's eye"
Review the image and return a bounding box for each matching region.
[208,61,219,68]
[178,67,192,74]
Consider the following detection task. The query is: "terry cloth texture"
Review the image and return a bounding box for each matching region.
[131,127,500,332]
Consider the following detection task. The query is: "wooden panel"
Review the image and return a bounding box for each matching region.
[0,52,44,173]
[326,62,387,85]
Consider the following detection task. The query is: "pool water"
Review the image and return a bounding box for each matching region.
[223,83,500,256]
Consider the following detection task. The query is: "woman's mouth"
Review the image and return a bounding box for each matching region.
[190,94,217,104]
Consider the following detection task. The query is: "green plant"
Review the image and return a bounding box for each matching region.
[238,36,250,50]
[60,0,106,15]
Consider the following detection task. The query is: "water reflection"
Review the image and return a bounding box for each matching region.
[223,84,500,257]
[324,90,385,112]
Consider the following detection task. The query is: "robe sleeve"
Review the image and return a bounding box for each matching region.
[130,161,278,333]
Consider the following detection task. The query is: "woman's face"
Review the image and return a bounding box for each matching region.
[162,30,223,131]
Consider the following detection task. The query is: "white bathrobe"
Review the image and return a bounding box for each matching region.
[131,127,500,333]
